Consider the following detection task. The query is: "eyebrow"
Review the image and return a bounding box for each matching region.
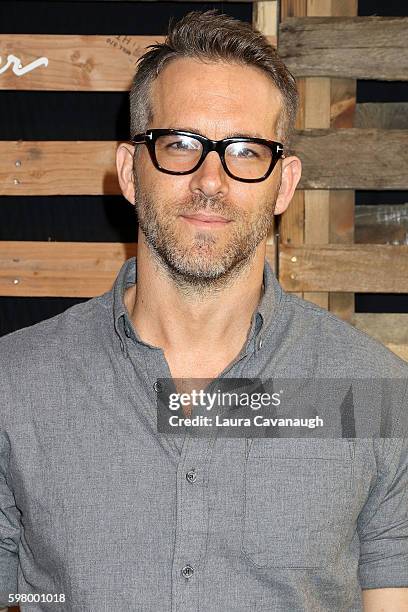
[166,126,266,139]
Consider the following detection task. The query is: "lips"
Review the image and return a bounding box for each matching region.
[180,213,230,224]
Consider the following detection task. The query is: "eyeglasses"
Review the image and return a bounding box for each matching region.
[131,129,285,183]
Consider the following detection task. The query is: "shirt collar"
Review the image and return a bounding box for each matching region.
[112,256,283,357]
[113,256,138,358]
[247,258,283,352]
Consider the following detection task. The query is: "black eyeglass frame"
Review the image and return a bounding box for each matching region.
[131,128,285,183]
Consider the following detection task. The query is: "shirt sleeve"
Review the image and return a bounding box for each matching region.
[0,430,20,608]
[357,378,408,589]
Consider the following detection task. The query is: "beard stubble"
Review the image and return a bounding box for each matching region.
[134,175,280,293]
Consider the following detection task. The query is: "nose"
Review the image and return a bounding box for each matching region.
[188,150,229,199]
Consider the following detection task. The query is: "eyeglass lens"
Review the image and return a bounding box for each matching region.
[154,134,274,180]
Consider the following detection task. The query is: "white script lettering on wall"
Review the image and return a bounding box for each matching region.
[0,54,49,76]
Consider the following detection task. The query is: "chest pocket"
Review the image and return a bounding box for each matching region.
[241,439,356,569]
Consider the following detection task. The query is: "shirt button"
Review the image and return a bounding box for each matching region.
[181,565,194,579]
[153,381,162,393]
[258,337,263,350]
[186,469,197,483]
[124,322,131,338]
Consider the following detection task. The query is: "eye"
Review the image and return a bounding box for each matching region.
[228,143,260,159]
[166,137,200,151]
[238,148,258,158]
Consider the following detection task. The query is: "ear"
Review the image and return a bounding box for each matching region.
[116,142,135,205]
[274,156,302,215]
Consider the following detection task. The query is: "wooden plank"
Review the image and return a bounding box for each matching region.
[352,313,408,362]
[253,1,279,39]
[0,33,277,91]
[0,242,275,297]
[280,0,308,19]
[0,141,119,196]
[0,242,137,297]
[279,0,307,300]
[303,188,329,308]
[1,130,406,195]
[354,103,408,129]
[279,16,408,80]
[323,0,357,322]
[279,189,304,247]
[302,0,331,309]
[328,185,355,319]
[293,128,408,190]
[280,244,408,293]
[0,34,162,91]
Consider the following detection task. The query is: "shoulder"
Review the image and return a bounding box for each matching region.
[0,292,112,387]
[0,291,120,431]
[282,292,408,378]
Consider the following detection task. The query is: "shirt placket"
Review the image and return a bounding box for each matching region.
[138,346,216,611]
[124,316,258,611]
[170,433,217,612]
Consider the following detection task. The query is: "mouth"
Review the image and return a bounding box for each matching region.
[180,212,231,228]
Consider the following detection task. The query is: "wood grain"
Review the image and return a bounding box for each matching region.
[0,141,119,195]
[324,0,357,321]
[0,241,137,297]
[0,35,164,91]
[354,103,408,129]
[293,128,408,190]
[278,0,307,300]
[279,16,408,80]
[280,244,408,293]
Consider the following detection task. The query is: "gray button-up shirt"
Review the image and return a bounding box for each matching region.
[1,256,407,611]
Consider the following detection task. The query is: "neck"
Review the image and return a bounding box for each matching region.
[124,234,266,356]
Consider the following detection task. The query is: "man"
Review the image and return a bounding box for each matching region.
[0,10,407,612]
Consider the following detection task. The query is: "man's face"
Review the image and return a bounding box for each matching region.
[132,58,285,285]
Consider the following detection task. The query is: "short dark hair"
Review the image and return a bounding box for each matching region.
[130,10,299,153]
